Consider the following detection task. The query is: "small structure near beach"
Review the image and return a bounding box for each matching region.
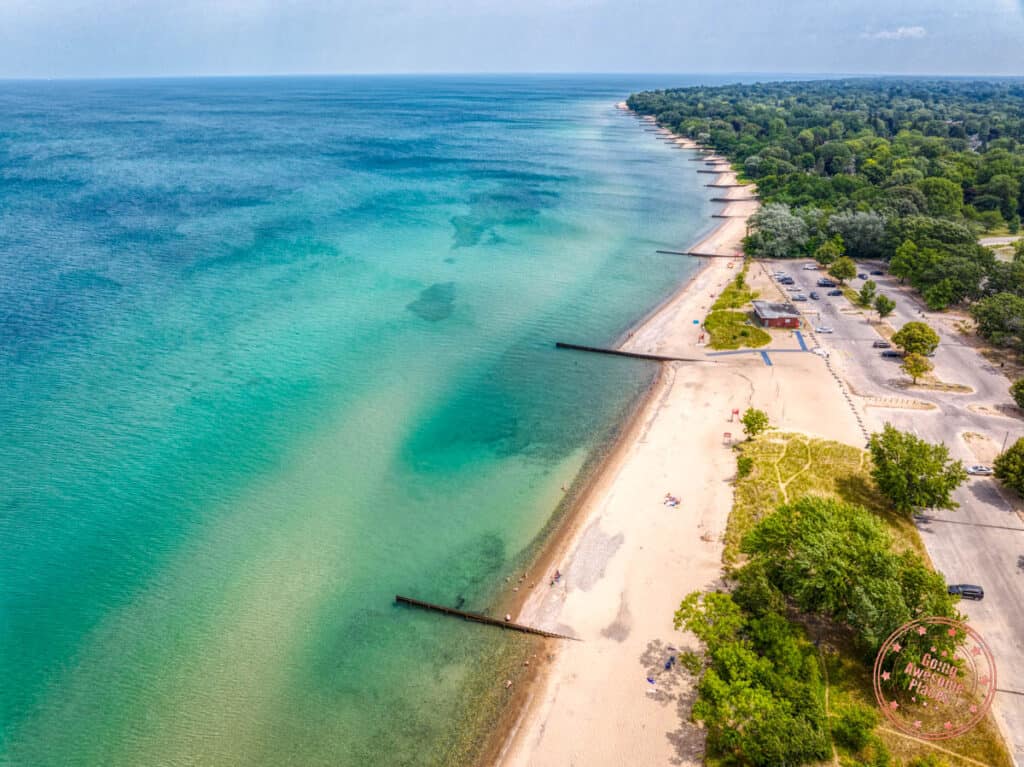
[752,300,801,329]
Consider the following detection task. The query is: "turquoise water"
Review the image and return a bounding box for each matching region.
[1,76,713,765]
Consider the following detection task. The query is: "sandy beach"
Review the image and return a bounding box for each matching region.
[495,113,863,766]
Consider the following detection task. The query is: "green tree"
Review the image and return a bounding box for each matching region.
[814,235,845,265]
[745,203,809,259]
[889,240,919,283]
[1010,378,1024,409]
[924,278,956,310]
[673,591,744,645]
[741,407,770,439]
[868,424,967,514]
[829,211,886,260]
[874,294,896,319]
[858,279,877,307]
[901,352,933,384]
[828,256,857,285]
[994,438,1024,494]
[892,321,940,356]
[971,292,1024,346]
[741,495,955,648]
[916,177,963,218]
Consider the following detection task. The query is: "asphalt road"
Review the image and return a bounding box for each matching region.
[770,261,1024,763]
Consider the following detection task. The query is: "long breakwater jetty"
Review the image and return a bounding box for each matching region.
[655,250,739,258]
[395,595,579,640]
[555,342,712,363]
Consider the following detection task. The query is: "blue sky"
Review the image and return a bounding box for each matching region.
[1,0,1022,78]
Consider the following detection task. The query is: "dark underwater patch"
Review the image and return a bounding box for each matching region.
[406,282,456,322]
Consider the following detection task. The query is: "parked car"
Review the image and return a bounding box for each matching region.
[827,289,843,296]
[881,349,904,358]
[779,278,795,285]
[872,340,892,348]
[811,347,829,357]
[816,326,834,333]
[870,269,885,276]
[947,584,984,600]
[802,264,819,270]
[791,294,808,302]
[817,278,837,287]
[809,291,820,300]
[967,465,994,476]
[857,272,868,280]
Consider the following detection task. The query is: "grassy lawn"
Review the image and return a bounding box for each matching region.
[706,267,772,350]
[726,431,1014,767]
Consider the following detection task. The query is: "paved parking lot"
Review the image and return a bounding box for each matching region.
[762,259,1024,762]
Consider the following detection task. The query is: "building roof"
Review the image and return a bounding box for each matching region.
[752,300,801,320]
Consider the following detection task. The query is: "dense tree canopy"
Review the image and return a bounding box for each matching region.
[740,496,955,651]
[675,592,831,766]
[628,79,1024,333]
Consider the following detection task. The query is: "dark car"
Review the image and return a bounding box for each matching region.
[881,349,904,358]
[779,277,795,285]
[872,340,892,349]
[827,289,843,296]
[817,278,837,287]
[857,272,869,280]
[947,584,984,601]
[809,291,820,300]
[870,269,884,276]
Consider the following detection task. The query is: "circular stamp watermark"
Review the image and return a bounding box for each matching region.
[872,617,997,740]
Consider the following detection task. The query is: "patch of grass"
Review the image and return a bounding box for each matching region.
[705,267,772,350]
[728,433,1014,767]
[841,285,860,305]
[705,310,771,350]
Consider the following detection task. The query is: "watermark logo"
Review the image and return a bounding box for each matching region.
[872,617,996,740]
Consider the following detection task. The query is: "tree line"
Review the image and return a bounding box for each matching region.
[627,80,1024,346]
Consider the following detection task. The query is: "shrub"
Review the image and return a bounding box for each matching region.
[1011,378,1024,409]
[832,704,878,752]
[741,408,770,439]
[736,455,754,478]
[994,437,1024,494]
[678,650,703,675]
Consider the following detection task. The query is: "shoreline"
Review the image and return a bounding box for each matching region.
[480,104,760,766]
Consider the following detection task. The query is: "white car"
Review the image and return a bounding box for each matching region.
[816,326,834,333]
[811,347,830,357]
[802,264,819,270]
[967,465,994,476]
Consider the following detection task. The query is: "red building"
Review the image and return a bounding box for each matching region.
[752,300,802,329]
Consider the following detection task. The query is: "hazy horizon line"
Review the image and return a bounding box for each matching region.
[2,70,1023,84]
